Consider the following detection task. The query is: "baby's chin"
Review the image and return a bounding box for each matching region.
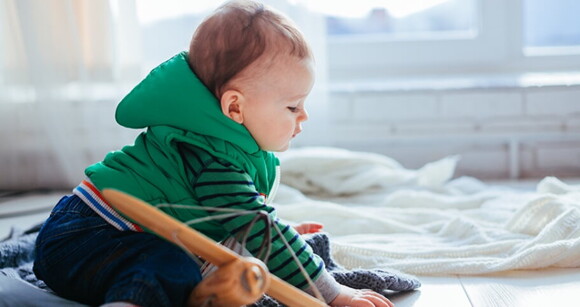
[263,141,292,152]
[272,145,291,152]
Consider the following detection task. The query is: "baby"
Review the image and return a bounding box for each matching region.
[33,1,393,306]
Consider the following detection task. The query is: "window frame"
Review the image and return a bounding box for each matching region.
[326,0,580,81]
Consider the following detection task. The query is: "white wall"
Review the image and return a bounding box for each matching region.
[324,75,580,180]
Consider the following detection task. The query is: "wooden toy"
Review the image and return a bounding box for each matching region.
[102,189,326,307]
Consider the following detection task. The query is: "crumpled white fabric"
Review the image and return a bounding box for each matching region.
[277,146,459,196]
[273,147,580,275]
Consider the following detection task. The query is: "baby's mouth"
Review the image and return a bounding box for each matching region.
[292,130,302,138]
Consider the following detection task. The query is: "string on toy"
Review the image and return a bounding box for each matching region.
[156,204,273,263]
[269,219,324,301]
[155,203,324,302]
[237,211,272,262]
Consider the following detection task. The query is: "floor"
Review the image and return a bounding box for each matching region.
[1,189,579,307]
[390,269,580,307]
[0,190,64,239]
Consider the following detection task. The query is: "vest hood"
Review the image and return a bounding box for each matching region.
[115,52,259,154]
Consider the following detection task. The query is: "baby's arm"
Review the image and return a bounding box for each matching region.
[289,226,393,307]
[194,162,338,301]
[193,161,392,306]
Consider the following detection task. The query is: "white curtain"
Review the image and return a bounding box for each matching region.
[0,0,143,189]
[0,0,328,190]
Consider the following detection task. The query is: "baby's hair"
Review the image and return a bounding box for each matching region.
[188,0,312,98]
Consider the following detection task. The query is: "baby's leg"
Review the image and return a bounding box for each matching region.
[34,195,202,307]
[100,231,202,306]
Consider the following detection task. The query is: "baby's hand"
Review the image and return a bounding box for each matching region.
[330,285,394,307]
[293,222,324,234]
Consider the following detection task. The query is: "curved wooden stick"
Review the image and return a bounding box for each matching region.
[101,189,326,307]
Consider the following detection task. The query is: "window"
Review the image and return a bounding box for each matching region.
[524,0,580,55]
[323,0,477,39]
[311,0,580,80]
[133,0,580,80]
[134,0,219,72]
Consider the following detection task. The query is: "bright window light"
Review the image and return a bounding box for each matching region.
[135,0,217,24]
[297,0,450,18]
[524,0,580,55]
[298,0,477,38]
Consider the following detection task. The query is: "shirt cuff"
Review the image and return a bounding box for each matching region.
[304,269,341,304]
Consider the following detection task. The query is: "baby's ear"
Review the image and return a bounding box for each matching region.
[220,90,244,124]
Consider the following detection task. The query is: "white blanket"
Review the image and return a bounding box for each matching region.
[273,147,580,275]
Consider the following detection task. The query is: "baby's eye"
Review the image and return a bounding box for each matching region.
[287,106,299,112]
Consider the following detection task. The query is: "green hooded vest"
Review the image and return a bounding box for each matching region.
[85,52,280,240]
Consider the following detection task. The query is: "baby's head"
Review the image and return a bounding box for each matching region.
[188,0,314,152]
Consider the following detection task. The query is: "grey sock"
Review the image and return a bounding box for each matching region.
[330,268,421,293]
[306,233,421,292]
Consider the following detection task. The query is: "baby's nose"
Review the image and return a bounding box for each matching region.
[299,108,309,122]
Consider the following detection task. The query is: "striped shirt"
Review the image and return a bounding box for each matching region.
[182,145,325,290]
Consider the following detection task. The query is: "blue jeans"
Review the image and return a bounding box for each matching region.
[33,195,202,307]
